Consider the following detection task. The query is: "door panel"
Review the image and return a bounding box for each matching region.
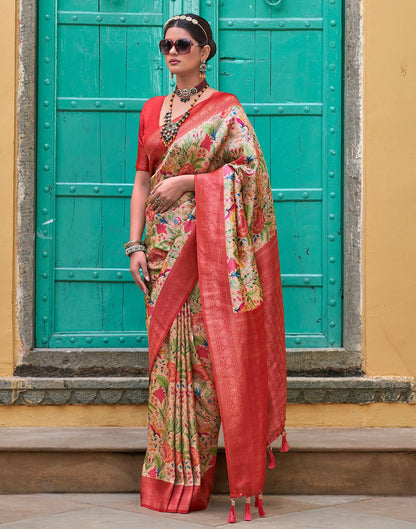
[36,0,343,349]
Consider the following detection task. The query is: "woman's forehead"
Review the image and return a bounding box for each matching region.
[164,26,193,40]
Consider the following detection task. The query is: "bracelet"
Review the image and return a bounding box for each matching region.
[125,243,146,257]
[124,239,146,249]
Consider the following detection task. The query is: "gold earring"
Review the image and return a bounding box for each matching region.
[170,71,174,79]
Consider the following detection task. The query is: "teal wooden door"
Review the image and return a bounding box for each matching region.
[36,0,343,349]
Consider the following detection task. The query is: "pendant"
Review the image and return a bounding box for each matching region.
[161,121,179,145]
[175,86,198,103]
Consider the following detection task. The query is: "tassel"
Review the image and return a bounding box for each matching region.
[267,445,276,469]
[244,497,251,521]
[255,494,266,517]
[228,499,236,523]
[280,430,290,452]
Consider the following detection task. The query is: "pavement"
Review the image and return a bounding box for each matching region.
[0,493,415,528]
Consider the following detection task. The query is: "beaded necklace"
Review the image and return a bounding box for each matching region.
[160,83,209,147]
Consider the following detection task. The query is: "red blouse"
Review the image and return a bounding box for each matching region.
[135,96,164,173]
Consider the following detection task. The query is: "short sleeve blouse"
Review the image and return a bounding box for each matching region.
[135,96,165,172]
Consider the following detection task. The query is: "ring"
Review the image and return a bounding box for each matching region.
[156,196,163,206]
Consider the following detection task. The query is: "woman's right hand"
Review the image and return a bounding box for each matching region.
[129,250,150,295]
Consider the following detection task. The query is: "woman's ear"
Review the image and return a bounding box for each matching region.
[202,44,211,62]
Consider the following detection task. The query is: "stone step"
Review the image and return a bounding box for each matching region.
[0,427,415,495]
[15,347,365,377]
[0,375,413,405]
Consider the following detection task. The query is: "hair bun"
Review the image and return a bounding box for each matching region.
[208,39,217,61]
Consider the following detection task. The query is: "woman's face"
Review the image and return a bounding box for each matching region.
[163,26,210,78]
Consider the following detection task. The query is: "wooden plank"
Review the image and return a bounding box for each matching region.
[57,25,99,97]
[56,112,101,183]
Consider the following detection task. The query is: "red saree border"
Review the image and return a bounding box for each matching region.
[140,466,216,513]
[144,92,238,164]
[147,226,198,373]
[255,234,287,444]
[195,166,268,498]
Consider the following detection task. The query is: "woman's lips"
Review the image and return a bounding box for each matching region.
[169,60,180,64]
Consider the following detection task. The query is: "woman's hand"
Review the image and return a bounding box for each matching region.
[129,250,150,295]
[148,175,194,214]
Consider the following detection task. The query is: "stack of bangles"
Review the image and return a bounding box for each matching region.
[124,239,146,257]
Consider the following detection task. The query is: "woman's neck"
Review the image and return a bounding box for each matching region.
[175,74,203,90]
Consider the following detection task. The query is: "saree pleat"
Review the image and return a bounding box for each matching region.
[141,283,221,512]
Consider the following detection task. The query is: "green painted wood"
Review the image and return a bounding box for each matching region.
[201,0,343,348]
[37,0,343,349]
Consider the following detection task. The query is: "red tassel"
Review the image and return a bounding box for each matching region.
[256,494,266,517]
[280,430,290,452]
[228,499,236,523]
[244,497,251,521]
[267,445,276,468]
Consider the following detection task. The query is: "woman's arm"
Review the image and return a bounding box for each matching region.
[129,170,151,294]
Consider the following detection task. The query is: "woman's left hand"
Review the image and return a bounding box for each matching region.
[148,175,193,214]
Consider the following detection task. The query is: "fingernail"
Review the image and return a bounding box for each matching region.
[145,276,150,281]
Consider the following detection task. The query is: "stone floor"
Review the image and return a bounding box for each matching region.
[0,494,415,528]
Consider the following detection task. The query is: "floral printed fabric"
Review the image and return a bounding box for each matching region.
[141,93,281,509]
[143,100,277,319]
[142,283,220,487]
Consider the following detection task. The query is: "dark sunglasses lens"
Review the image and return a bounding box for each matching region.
[175,39,192,54]
[159,39,172,55]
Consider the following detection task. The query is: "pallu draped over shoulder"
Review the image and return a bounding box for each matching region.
[135,91,289,514]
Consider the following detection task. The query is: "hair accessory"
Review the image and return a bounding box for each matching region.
[175,79,208,103]
[199,59,207,79]
[164,15,209,44]
[161,81,209,146]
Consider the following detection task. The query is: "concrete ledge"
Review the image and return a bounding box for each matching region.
[0,427,415,495]
[15,348,364,377]
[0,376,414,405]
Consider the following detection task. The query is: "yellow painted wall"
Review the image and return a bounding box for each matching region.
[0,0,15,378]
[0,0,415,427]
[363,0,416,381]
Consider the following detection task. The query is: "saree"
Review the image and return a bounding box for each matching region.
[135,91,288,514]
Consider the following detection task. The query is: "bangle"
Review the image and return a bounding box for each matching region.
[125,243,146,256]
[124,239,146,249]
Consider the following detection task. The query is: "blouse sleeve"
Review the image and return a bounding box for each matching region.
[135,103,150,172]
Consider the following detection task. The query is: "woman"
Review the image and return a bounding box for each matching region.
[127,13,289,523]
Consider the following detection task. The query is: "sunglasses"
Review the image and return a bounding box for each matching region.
[159,38,204,55]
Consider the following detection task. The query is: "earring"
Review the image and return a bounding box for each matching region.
[199,59,207,79]
[170,71,174,79]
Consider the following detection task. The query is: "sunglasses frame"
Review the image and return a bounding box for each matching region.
[159,38,205,55]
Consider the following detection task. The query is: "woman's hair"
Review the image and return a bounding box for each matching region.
[163,14,217,62]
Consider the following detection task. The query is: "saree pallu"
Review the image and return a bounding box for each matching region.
[139,92,288,513]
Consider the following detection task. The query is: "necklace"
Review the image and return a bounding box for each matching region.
[175,79,209,103]
[160,83,209,147]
